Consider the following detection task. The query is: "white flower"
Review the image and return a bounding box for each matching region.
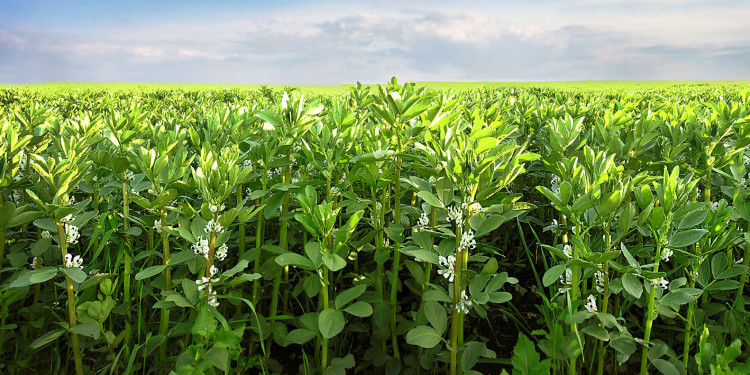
[88,268,100,275]
[242,159,252,169]
[64,253,84,269]
[209,204,218,213]
[743,154,750,166]
[331,186,340,197]
[418,211,430,228]
[459,230,476,252]
[709,202,719,212]
[456,290,472,314]
[41,231,52,239]
[467,202,483,216]
[11,190,21,202]
[192,236,210,259]
[216,243,228,261]
[544,219,559,234]
[209,265,219,277]
[737,257,744,265]
[61,214,75,223]
[438,255,456,282]
[30,256,41,270]
[65,224,80,244]
[124,171,135,182]
[562,244,572,258]
[552,187,561,195]
[447,204,465,226]
[651,277,669,291]
[383,237,391,248]
[695,188,702,201]
[208,294,219,307]
[584,294,598,313]
[661,248,673,262]
[551,175,562,185]
[204,218,224,234]
[211,161,219,171]
[154,219,163,233]
[558,268,573,294]
[594,271,605,293]
[245,188,253,198]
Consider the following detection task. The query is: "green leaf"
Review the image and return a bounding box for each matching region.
[704,280,740,291]
[581,325,609,341]
[63,267,87,283]
[711,253,728,279]
[334,284,367,309]
[70,321,100,340]
[343,302,373,317]
[135,265,166,281]
[405,326,442,348]
[319,308,345,339]
[284,329,317,345]
[29,268,58,284]
[192,304,218,338]
[275,253,315,270]
[660,290,696,306]
[417,191,443,208]
[205,344,229,372]
[511,333,541,375]
[29,329,66,349]
[322,253,347,272]
[669,229,708,248]
[542,264,566,287]
[651,358,679,375]
[622,274,643,299]
[423,301,448,335]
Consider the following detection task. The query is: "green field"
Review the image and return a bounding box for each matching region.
[7,80,750,95]
[2,81,750,375]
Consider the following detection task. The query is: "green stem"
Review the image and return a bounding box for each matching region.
[158,213,171,362]
[58,223,84,375]
[450,228,463,375]
[596,223,611,375]
[121,178,133,346]
[640,242,663,375]
[0,193,5,265]
[320,266,329,371]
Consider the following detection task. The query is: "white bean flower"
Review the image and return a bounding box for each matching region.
[558,268,573,295]
[41,231,52,239]
[192,236,210,259]
[651,277,669,291]
[562,244,572,258]
[661,248,673,262]
[124,171,135,181]
[65,224,80,244]
[154,219,163,233]
[64,253,84,269]
[544,219,559,234]
[456,290,472,314]
[594,271,605,293]
[550,175,562,185]
[709,202,719,212]
[743,154,750,166]
[584,294,598,313]
[417,211,430,228]
[61,214,75,223]
[459,230,476,252]
[30,256,41,270]
[438,255,456,283]
[204,218,224,234]
[447,204,464,226]
[216,243,228,262]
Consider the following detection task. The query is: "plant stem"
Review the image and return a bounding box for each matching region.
[640,242,663,375]
[450,227,463,375]
[320,266,329,371]
[390,150,402,362]
[58,223,84,375]
[121,178,132,347]
[562,215,577,375]
[596,223,611,375]
[158,213,171,362]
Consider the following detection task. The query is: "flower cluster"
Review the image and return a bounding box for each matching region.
[204,218,224,234]
[196,265,220,307]
[661,248,673,262]
[709,201,719,212]
[209,203,225,214]
[743,154,750,166]
[65,224,80,244]
[64,253,84,269]
[456,290,472,314]
[266,168,282,179]
[216,243,228,262]
[558,268,573,294]
[584,294,598,313]
[417,210,430,228]
[544,219,559,234]
[594,271,605,293]
[562,244,572,258]
[241,159,253,169]
[447,204,465,226]
[124,171,135,182]
[154,219,163,233]
[330,186,340,197]
[651,277,669,291]
[192,236,210,259]
[41,231,52,239]
[438,254,457,282]
[30,256,41,270]
[459,230,476,252]
[61,214,75,223]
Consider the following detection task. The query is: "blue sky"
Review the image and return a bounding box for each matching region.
[1,0,749,83]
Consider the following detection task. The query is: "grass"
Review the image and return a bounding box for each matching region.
[6,80,750,95]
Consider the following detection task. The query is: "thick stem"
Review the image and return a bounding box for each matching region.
[0,191,4,265]
[320,266,330,371]
[596,223,611,375]
[640,243,663,375]
[390,155,402,361]
[58,223,84,375]
[562,215,577,375]
[121,178,133,346]
[450,228,463,375]
[158,213,171,361]
[252,183,266,307]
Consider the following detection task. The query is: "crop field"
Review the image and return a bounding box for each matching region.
[2,79,750,375]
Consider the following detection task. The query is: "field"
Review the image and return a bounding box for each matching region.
[1,79,750,375]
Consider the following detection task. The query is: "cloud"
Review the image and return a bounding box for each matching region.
[1,2,749,83]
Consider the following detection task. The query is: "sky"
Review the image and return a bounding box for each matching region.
[1,0,749,84]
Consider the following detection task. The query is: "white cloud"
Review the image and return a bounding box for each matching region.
[130,46,163,58]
